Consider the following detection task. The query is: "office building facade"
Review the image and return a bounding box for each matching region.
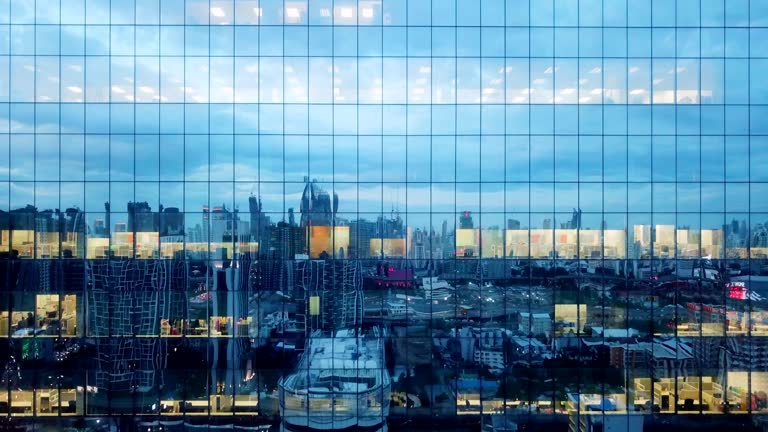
[2,1,768,431]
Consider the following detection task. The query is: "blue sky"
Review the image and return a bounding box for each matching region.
[2,0,768,230]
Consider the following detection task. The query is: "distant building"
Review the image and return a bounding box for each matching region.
[87,259,182,392]
[300,177,338,228]
[568,208,582,229]
[202,204,244,258]
[460,211,474,229]
[615,338,694,380]
[422,277,453,300]
[294,259,363,333]
[349,219,376,258]
[127,201,156,233]
[93,218,106,236]
[160,206,184,236]
[279,328,391,432]
[519,312,551,337]
[566,395,644,432]
[410,227,428,266]
[474,349,505,371]
[269,218,305,260]
[248,194,271,247]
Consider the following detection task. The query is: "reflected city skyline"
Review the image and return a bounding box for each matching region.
[4,0,768,431]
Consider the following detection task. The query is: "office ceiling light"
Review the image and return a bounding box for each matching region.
[340,7,354,18]
[210,6,226,17]
[285,7,300,18]
[253,7,263,17]
[362,7,374,18]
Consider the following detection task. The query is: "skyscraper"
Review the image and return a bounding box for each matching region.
[1,2,767,431]
[248,194,271,250]
[459,211,474,229]
[300,177,338,229]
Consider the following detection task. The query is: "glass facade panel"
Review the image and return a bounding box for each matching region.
[1,1,767,431]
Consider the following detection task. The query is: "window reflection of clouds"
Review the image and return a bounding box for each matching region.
[0,4,768,420]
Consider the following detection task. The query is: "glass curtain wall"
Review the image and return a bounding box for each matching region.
[1,0,768,431]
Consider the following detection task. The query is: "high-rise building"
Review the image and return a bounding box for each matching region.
[88,259,178,393]
[3,2,768,431]
[294,259,363,333]
[349,219,376,258]
[459,211,474,229]
[300,177,338,228]
[93,218,106,237]
[248,194,271,249]
[280,257,389,432]
[127,201,156,233]
[269,220,305,260]
[159,206,184,236]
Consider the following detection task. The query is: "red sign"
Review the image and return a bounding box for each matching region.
[729,285,747,300]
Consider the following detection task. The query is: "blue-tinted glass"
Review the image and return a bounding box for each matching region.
[1,0,767,427]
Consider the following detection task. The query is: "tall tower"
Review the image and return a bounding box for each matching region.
[294,259,363,334]
[87,259,177,393]
[300,177,338,228]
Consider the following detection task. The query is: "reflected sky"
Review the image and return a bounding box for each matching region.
[2,0,768,230]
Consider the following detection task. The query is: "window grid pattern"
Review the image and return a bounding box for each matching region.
[0,1,768,431]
